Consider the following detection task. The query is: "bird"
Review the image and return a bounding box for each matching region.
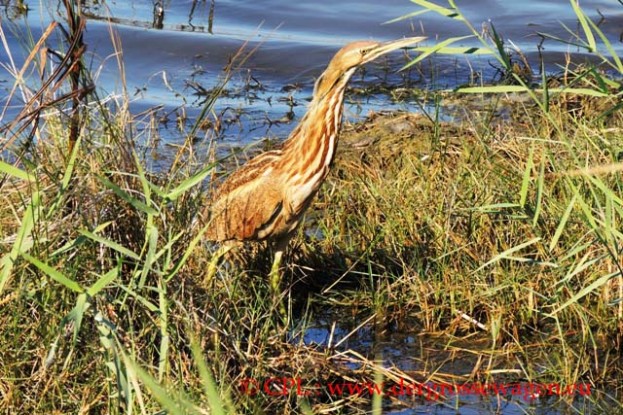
[200,37,425,293]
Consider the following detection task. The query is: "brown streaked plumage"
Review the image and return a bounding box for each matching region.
[202,37,425,287]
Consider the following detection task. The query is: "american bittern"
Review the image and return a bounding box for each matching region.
[202,37,425,289]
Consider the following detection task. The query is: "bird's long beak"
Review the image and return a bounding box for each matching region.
[364,36,426,64]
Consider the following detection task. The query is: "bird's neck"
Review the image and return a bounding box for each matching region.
[281,70,354,180]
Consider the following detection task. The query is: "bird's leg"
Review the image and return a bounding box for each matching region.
[269,249,284,294]
[269,237,289,317]
[205,242,236,285]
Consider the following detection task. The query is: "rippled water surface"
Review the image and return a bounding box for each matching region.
[2,0,622,152]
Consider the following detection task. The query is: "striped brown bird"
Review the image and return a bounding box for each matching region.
[202,37,425,290]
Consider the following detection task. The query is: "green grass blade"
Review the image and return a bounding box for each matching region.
[556,253,598,286]
[63,293,89,344]
[115,283,159,312]
[133,151,152,203]
[384,9,431,24]
[0,190,39,294]
[139,225,158,288]
[548,87,609,97]
[584,173,623,207]
[121,350,201,415]
[535,31,591,51]
[48,133,84,216]
[541,58,549,112]
[0,160,35,181]
[410,0,465,21]
[165,221,212,281]
[372,359,383,415]
[190,336,228,415]
[457,86,609,96]
[519,146,535,207]
[550,270,621,315]
[413,45,492,55]
[532,158,545,227]
[157,279,169,382]
[472,203,522,212]
[95,313,131,410]
[87,266,119,297]
[488,22,511,69]
[604,190,614,251]
[457,85,530,93]
[403,35,473,70]
[165,163,216,201]
[586,16,623,73]
[570,0,596,52]
[567,180,599,231]
[61,134,82,190]
[476,237,541,272]
[22,253,84,293]
[50,221,113,258]
[549,195,577,252]
[154,230,184,263]
[98,175,158,215]
[79,229,141,261]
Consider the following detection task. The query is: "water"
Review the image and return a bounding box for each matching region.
[297,309,609,414]
[2,0,622,155]
[1,1,622,413]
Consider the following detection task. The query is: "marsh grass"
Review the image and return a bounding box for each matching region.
[1,1,623,414]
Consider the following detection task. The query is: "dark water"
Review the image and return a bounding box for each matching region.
[1,1,622,413]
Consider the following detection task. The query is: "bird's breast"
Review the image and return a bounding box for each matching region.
[287,164,329,215]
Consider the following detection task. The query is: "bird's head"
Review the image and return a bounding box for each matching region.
[314,37,426,97]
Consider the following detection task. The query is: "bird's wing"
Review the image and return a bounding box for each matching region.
[206,174,284,241]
